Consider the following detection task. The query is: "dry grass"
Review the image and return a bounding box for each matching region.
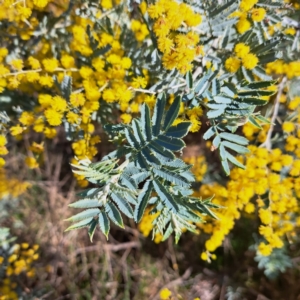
[3,142,300,300]
[2,143,220,300]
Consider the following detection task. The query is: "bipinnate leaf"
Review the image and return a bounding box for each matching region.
[134,180,152,222]
[65,218,93,232]
[148,141,175,160]
[244,80,276,89]
[165,122,191,138]
[105,202,124,228]
[98,211,110,239]
[186,71,193,89]
[132,119,146,145]
[152,93,166,136]
[219,132,248,145]
[163,95,181,131]
[124,128,139,148]
[197,202,219,219]
[226,152,246,169]
[222,141,250,154]
[152,168,189,187]
[249,115,262,129]
[66,208,100,222]
[88,219,98,242]
[141,147,161,165]
[153,179,179,213]
[156,135,185,151]
[69,199,101,209]
[110,192,134,218]
[141,104,152,141]
[203,127,216,140]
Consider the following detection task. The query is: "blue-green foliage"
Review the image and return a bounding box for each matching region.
[67,95,218,242]
[255,248,293,279]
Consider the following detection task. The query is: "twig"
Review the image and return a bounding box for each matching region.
[151,267,192,300]
[72,241,141,256]
[129,82,187,95]
[99,82,108,92]
[260,76,287,150]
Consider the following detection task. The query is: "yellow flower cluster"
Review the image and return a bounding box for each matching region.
[0,135,8,167]
[0,0,49,41]
[184,154,207,182]
[266,60,300,79]
[0,168,31,199]
[0,3,157,186]
[138,208,163,244]
[198,141,300,258]
[0,243,39,299]
[159,288,172,300]
[131,19,149,42]
[230,0,266,34]
[225,43,259,73]
[186,106,203,133]
[148,0,203,73]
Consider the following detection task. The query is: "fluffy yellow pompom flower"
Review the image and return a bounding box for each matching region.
[33,0,49,8]
[259,209,272,225]
[101,0,113,9]
[251,8,266,22]
[79,66,93,79]
[240,0,258,12]
[234,43,250,58]
[61,55,75,69]
[242,53,258,69]
[39,75,54,87]
[67,112,79,124]
[121,57,132,69]
[30,142,44,154]
[159,288,172,300]
[42,58,59,73]
[19,112,35,126]
[283,121,295,133]
[10,59,24,71]
[120,113,132,124]
[38,94,52,108]
[284,28,296,36]
[158,37,174,54]
[185,13,202,27]
[28,56,41,69]
[0,157,5,168]
[147,4,165,19]
[225,56,241,73]
[132,76,147,88]
[186,106,203,118]
[10,125,24,136]
[0,48,8,59]
[0,135,7,147]
[236,17,251,34]
[70,93,86,107]
[102,89,115,103]
[200,252,208,261]
[258,242,272,256]
[0,145,8,156]
[44,127,57,139]
[189,118,201,132]
[25,157,39,169]
[51,96,67,112]
[44,109,63,126]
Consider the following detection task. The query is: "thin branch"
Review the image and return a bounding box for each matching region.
[129,82,187,95]
[151,267,192,300]
[72,241,141,256]
[260,76,287,150]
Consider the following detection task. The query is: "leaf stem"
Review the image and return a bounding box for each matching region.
[260,76,287,150]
